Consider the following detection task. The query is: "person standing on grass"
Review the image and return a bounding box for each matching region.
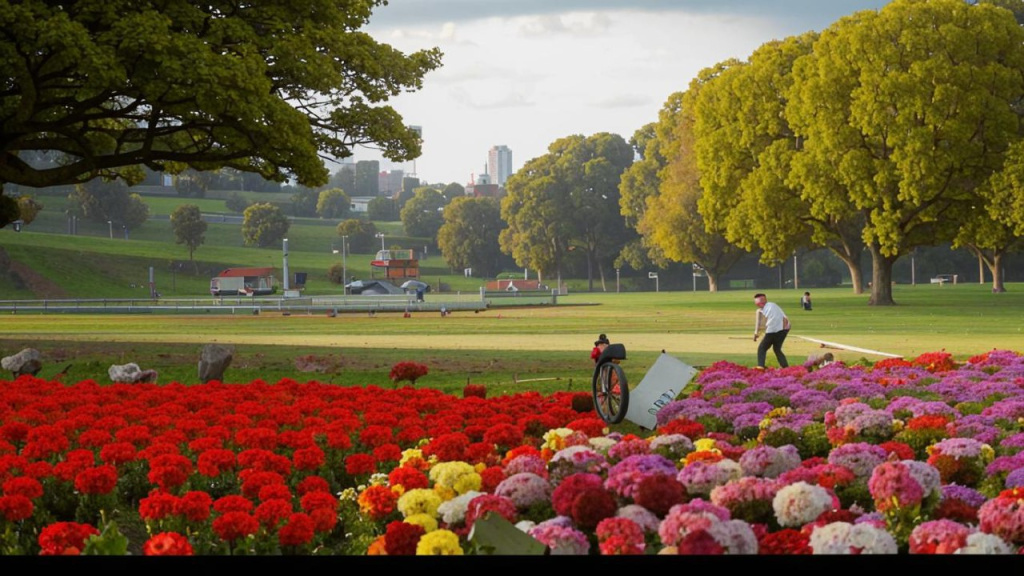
[753,293,791,368]
[801,291,812,311]
[591,334,610,363]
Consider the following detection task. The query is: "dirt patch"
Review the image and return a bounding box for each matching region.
[0,248,69,299]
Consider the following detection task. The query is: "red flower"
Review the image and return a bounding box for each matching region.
[300,490,338,515]
[258,483,292,502]
[676,529,725,555]
[483,423,524,450]
[74,465,118,495]
[658,418,706,439]
[344,453,376,476]
[570,486,617,530]
[213,495,255,514]
[463,384,486,399]
[758,528,811,555]
[633,473,687,517]
[0,494,33,522]
[358,485,398,521]
[480,466,506,493]
[309,507,338,534]
[99,441,138,466]
[255,498,294,529]
[176,491,213,522]
[143,532,194,556]
[147,454,193,491]
[278,512,316,548]
[3,476,43,499]
[295,475,330,496]
[566,417,607,439]
[139,490,180,521]
[389,361,429,385]
[37,521,99,555]
[388,466,430,491]
[358,425,394,448]
[211,511,259,542]
[240,470,286,500]
[292,446,325,471]
[384,520,425,555]
[197,448,237,477]
[0,422,30,444]
[422,433,470,462]
[372,443,403,464]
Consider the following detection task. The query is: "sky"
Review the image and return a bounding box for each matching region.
[353,0,892,186]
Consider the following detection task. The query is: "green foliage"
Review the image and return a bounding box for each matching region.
[438,196,507,278]
[169,204,208,261]
[400,187,446,238]
[241,203,289,248]
[316,188,351,219]
[225,192,251,213]
[336,218,379,253]
[15,195,42,225]
[0,194,20,228]
[366,196,397,221]
[0,0,441,189]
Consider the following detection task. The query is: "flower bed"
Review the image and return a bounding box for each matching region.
[0,350,1023,555]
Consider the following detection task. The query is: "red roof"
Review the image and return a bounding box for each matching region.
[216,267,275,278]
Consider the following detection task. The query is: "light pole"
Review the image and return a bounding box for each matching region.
[375,232,385,251]
[616,268,620,293]
[107,220,113,239]
[341,235,348,293]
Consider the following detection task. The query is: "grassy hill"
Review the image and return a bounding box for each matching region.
[0,187,482,299]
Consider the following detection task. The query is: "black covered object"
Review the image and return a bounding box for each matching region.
[596,343,626,364]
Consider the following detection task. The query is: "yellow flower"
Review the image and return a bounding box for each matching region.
[398,488,442,518]
[693,438,717,452]
[429,461,481,495]
[542,427,573,451]
[416,529,464,555]
[405,513,438,533]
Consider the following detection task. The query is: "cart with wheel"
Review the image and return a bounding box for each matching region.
[592,342,629,423]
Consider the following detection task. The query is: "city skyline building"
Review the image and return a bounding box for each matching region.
[487,145,513,187]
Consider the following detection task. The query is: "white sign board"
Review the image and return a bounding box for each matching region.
[625,353,697,430]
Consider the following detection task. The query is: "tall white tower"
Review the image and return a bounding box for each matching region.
[488,145,513,186]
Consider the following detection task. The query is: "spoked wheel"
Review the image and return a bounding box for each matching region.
[592,361,629,424]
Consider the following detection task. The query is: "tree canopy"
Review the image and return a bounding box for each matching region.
[437,196,508,278]
[169,204,207,262]
[0,0,441,194]
[241,202,289,248]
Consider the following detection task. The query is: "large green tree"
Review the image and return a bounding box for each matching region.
[694,34,869,294]
[169,204,207,264]
[0,0,441,198]
[400,187,446,238]
[786,0,1024,305]
[500,133,634,291]
[437,196,507,278]
[241,203,289,248]
[68,178,150,233]
[336,218,378,254]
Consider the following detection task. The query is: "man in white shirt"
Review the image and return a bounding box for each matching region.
[753,293,791,368]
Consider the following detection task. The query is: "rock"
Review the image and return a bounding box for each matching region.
[108,362,158,384]
[1,348,42,377]
[198,344,234,383]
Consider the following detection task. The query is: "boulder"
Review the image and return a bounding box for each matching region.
[108,362,158,384]
[199,344,234,383]
[1,348,42,377]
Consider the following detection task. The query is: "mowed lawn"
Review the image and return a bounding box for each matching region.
[2,283,1022,390]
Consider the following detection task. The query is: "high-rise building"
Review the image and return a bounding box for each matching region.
[488,145,513,186]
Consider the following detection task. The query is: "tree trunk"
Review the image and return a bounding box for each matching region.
[990,252,1006,293]
[867,244,897,306]
[706,270,719,293]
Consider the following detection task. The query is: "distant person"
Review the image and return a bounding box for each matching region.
[753,293,791,368]
[801,291,812,311]
[591,333,610,363]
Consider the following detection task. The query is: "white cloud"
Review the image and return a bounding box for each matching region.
[354,1,892,185]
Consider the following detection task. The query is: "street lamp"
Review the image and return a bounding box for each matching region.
[107,220,113,239]
[375,232,385,251]
[616,268,620,293]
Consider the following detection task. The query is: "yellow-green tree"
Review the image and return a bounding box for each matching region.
[786,0,1024,305]
[639,76,746,293]
[241,203,289,248]
[694,34,870,294]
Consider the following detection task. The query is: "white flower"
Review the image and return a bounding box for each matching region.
[706,519,759,554]
[773,481,834,528]
[809,522,898,554]
[954,532,1016,555]
[436,490,483,526]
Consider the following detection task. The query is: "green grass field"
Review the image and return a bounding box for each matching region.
[2,285,1022,398]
